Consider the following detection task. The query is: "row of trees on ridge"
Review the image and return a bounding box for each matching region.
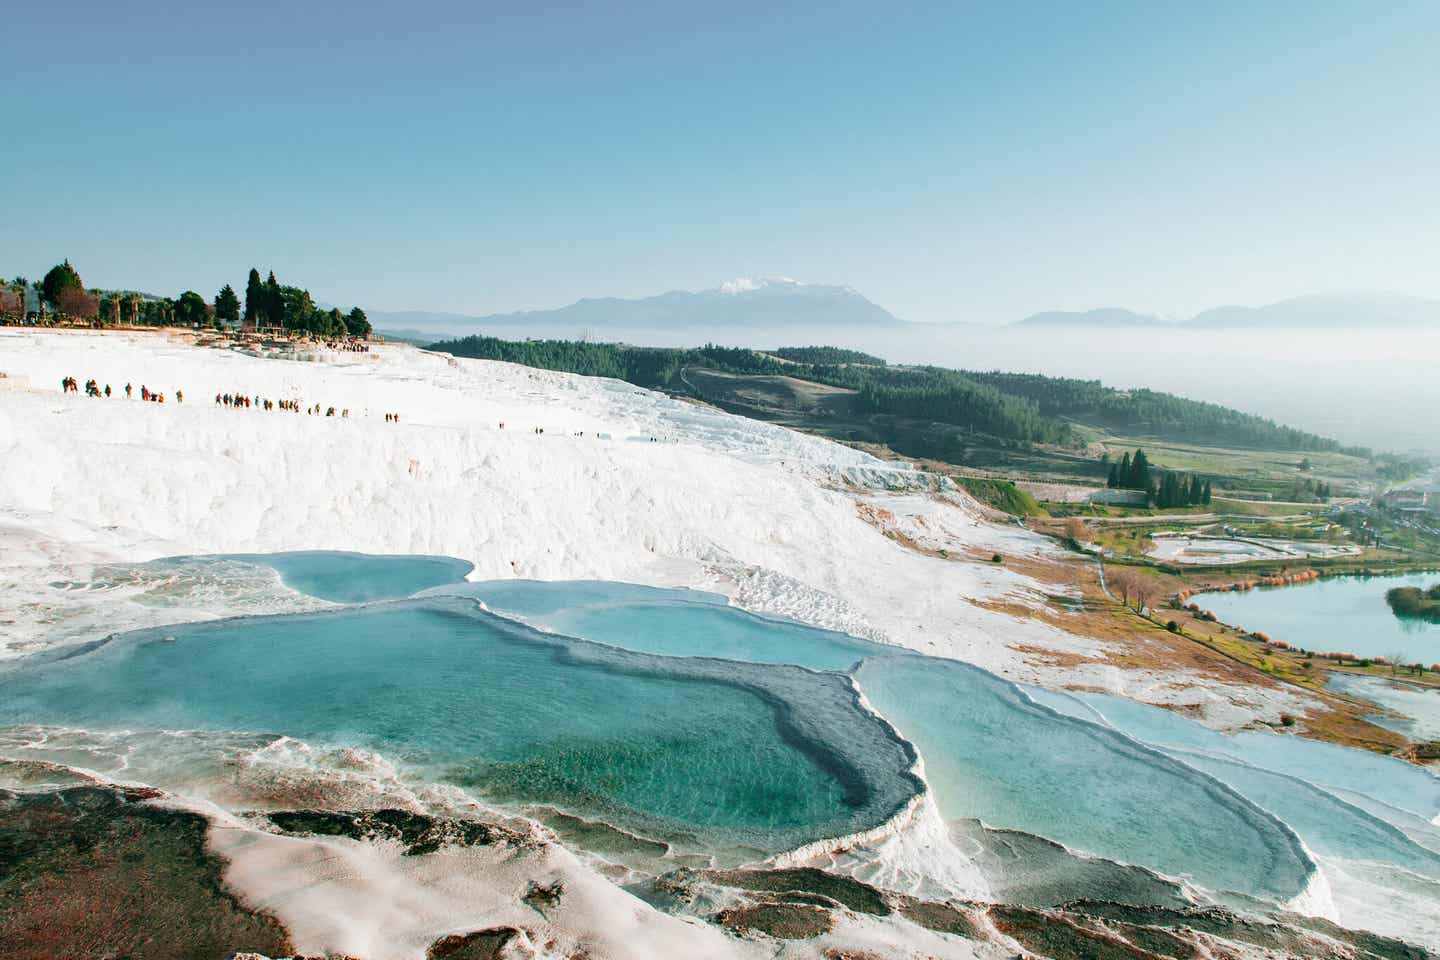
[2,260,371,339]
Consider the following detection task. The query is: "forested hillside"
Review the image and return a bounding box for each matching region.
[430,335,1356,454]
[770,346,886,366]
[964,371,1367,454]
[431,336,1062,445]
[427,336,788,386]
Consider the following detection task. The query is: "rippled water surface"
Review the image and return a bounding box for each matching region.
[0,599,913,851]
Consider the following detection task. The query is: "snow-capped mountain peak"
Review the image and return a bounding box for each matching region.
[717,276,804,295]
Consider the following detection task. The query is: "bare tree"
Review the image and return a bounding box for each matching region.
[1109,569,1135,609]
[1385,649,1407,676]
[1133,579,1156,615]
[1064,517,1088,543]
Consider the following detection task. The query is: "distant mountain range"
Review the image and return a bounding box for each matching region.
[1188,293,1440,328]
[1015,308,1172,328]
[370,283,1440,342]
[1015,293,1440,329]
[369,277,902,339]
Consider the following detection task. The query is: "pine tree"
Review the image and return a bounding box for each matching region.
[41,260,84,307]
[214,284,241,325]
[243,268,263,328]
[345,307,371,338]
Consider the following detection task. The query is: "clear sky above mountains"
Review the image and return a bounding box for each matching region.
[6,1,1439,323]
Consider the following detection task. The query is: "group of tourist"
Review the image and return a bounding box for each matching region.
[325,338,370,353]
[63,376,176,403]
[216,392,292,411]
[215,393,354,418]
[55,374,413,423]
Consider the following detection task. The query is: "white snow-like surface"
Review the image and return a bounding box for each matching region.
[0,329,1088,958]
[0,329,1363,958]
[0,328,1332,730]
[0,329,1087,684]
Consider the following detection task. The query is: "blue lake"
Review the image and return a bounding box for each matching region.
[1201,572,1440,663]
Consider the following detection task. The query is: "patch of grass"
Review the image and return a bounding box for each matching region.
[717,903,834,940]
[954,476,1046,517]
[896,897,982,938]
[0,787,293,960]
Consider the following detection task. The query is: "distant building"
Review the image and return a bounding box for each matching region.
[1382,489,1428,509]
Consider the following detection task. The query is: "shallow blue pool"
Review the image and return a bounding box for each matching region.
[0,597,918,852]
[427,579,883,670]
[233,550,474,603]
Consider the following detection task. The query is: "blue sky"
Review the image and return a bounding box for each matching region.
[4,1,1438,322]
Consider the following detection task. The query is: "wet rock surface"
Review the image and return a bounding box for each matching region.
[677,864,1438,958]
[264,807,528,855]
[5,787,1437,959]
[425,926,524,960]
[522,879,565,914]
[705,866,893,916]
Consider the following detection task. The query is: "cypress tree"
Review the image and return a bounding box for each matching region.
[1131,449,1152,490]
[1119,452,1132,488]
[1107,463,1119,488]
[264,272,283,329]
[1202,480,1213,505]
[243,268,263,327]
